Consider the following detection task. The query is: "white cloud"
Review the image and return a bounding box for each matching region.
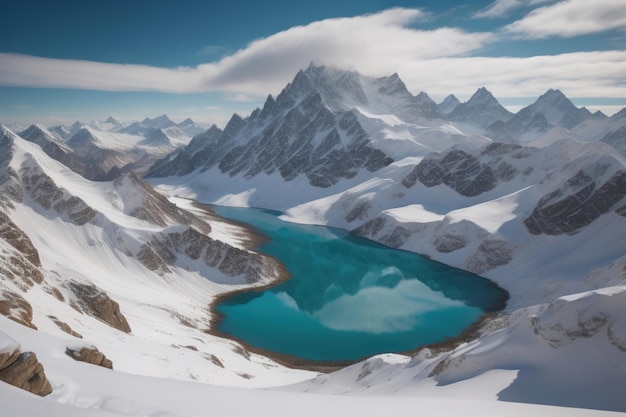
[0,53,203,93]
[398,51,626,102]
[0,7,625,109]
[472,0,555,19]
[506,0,626,38]
[473,0,524,18]
[0,8,490,96]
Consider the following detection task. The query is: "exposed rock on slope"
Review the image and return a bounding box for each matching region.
[402,142,528,197]
[0,337,52,397]
[137,227,283,284]
[66,346,113,369]
[65,281,132,334]
[524,169,626,235]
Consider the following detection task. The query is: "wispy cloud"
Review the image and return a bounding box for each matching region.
[473,0,524,18]
[506,0,626,38]
[0,7,625,106]
[196,45,228,57]
[473,0,554,19]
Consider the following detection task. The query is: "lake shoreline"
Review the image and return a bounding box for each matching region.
[201,203,507,373]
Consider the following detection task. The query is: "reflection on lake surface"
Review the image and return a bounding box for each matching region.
[214,206,508,362]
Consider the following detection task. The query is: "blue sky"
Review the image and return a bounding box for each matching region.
[1,0,625,126]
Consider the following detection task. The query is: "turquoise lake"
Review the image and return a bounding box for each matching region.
[213,206,508,362]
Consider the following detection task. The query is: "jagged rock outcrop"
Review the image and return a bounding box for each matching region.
[524,169,626,235]
[0,291,36,329]
[0,348,52,396]
[402,142,526,197]
[66,346,113,369]
[65,282,132,333]
[137,227,283,284]
[0,211,44,290]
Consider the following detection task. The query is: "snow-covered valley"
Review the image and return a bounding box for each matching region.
[1,65,626,416]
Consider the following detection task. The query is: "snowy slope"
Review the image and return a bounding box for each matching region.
[0,125,313,392]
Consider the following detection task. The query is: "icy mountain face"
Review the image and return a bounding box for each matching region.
[447,87,513,130]
[602,126,626,157]
[414,91,440,120]
[176,117,207,137]
[437,94,460,115]
[484,89,595,144]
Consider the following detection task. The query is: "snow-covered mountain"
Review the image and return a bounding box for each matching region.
[446,87,514,131]
[437,94,460,115]
[485,89,603,144]
[17,116,198,180]
[147,64,488,186]
[2,64,626,416]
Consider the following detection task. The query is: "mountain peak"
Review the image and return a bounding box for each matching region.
[104,116,122,124]
[438,94,461,115]
[468,87,497,105]
[448,87,513,129]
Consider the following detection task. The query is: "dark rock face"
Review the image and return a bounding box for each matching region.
[524,170,626,235]
[351,216,412,249]
[66,346,113,369]
[402,142,529,197]
[466,239,515,274]
[66,282,132,333]
[137,227,283,284]
[0,350,52,396]
[434,234,468,253]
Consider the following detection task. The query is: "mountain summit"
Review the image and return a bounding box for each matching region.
[147,65,418,187]
[447,87,513,129]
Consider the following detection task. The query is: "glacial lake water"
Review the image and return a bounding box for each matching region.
[213,206,508,362]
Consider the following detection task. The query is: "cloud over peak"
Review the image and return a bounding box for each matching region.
[505,0,626,38]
